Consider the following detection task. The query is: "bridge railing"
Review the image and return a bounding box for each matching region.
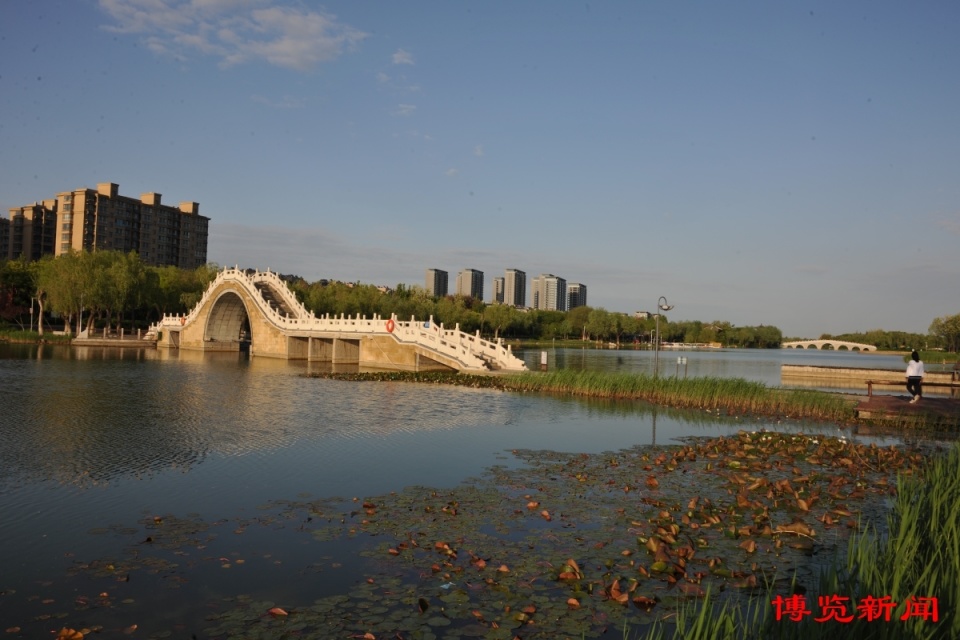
[153,267,526,371]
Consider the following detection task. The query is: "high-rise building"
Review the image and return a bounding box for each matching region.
[5,182,209,268]
[456,268,484,299]
[0,218,8,259]
[568,283,588,309]
[531,274,567,311]
[6,200,57,261]
[504,268,526,307]
[425,268,448,297]
[492,277,505,304]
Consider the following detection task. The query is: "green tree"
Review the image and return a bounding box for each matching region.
[484,303,514,340]
[566,305,592,340]
[930,313,960,353]
[0,258,35,326]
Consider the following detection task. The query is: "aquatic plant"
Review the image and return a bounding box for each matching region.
[305,370,856,423]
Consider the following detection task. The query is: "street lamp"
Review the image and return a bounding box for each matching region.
[653,296,674,376]
[30,296,35,333]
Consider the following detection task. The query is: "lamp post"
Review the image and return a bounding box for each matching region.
[653,296,674,377]
[30,296,35,333]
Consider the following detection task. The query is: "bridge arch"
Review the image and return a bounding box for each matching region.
[206,290,252,344]
[782,340,876,352]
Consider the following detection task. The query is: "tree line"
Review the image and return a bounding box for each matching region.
[0,252,217,336]
[2,254,957,351]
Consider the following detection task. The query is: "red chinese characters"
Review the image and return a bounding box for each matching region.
[772,594,939,624]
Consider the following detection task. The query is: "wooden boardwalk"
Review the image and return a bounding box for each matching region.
[855,393,960,425]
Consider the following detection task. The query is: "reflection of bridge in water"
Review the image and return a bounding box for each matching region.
[782,339,876,352]
[152,268,526,373]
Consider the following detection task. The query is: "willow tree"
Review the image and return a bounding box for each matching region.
[33,252,89,334]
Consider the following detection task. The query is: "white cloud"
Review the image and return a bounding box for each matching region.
[473,144,484,157]
[392,48,414,65]
[445,168,459,177]
[936,215,960,236]
[98,0,367,71]
[394,103,417,117]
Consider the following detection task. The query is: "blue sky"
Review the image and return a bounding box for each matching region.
[2,1,958,338]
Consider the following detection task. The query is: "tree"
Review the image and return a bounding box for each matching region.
[586,308,614,342]
[0,259,34,326]
[567,305,592,340]
[930,313,960,353]
[484,303,514,340]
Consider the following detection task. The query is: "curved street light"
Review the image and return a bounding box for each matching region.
[654,296,674,376]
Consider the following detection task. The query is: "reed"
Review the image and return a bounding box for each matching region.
[502,370,854,422]
[629,444,959,639]
[0,329,71,343]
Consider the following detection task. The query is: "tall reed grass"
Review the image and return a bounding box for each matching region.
[503,370,854,422]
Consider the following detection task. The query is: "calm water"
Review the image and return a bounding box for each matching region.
[516,345,910,386]
[0,344,901,635]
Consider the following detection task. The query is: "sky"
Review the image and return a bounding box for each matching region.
[2,1,958,339]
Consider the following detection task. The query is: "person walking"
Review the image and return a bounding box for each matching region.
[905,351,924,403]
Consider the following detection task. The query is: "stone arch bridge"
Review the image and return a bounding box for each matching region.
[782,339,876,352]
[153,267,526,373]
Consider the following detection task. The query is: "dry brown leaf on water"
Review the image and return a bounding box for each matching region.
[775,521,816,537]
[678,582,705,597]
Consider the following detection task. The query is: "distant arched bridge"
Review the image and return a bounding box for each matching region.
[152,267,526,372]
[782,339,876,352]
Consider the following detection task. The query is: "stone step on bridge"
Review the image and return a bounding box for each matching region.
[152,267,527,373]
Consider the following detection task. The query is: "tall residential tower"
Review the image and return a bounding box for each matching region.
[425,268,449,297]
[503,268,526,307]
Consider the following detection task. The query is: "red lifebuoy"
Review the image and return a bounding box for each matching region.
[385,319,395,333]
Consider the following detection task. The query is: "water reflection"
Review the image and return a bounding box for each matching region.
[0,343,906,634]
[516,346,909,388]
[0,345,866,496]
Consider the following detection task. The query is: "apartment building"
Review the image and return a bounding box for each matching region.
[455,268,484,299]
[531,273,568,311]
[503,268,526,307]
[4,182,209,268]
[425,268,449,297]
[568,283,587,309]
[492,277,505,304]
[6,200,57,261]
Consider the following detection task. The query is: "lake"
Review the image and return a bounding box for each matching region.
[0,344,908,637]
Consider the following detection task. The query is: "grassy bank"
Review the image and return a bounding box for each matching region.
[0,328,72,344]
[308,369,857,423]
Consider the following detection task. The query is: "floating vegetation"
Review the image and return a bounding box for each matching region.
[4,431,935,639]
